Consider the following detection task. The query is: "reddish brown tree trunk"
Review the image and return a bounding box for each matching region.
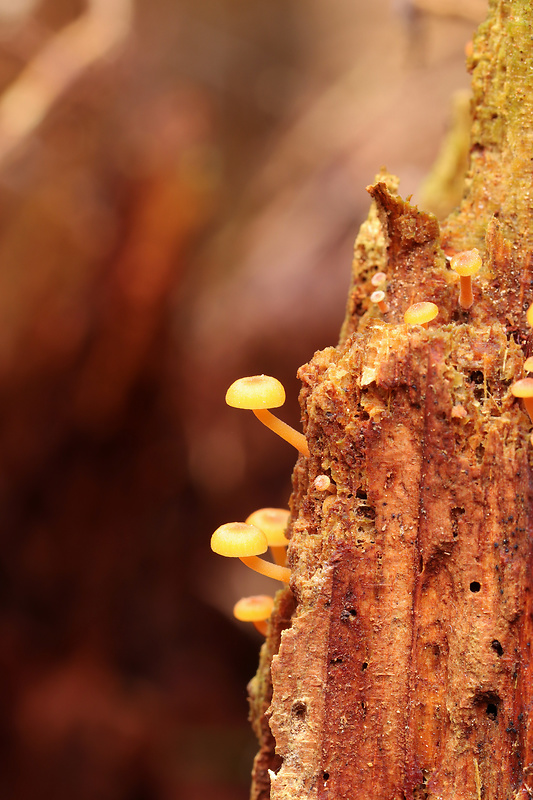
[250,1,533,798]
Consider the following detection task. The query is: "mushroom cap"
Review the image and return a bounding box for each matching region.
[404,302,439,325]
[511,378,533,398]
[451,248,482,277]
[211,522,268,557]
[524,357,533,373]
[527,303,533,327]
[314,474,331,491]
[370,290,385,304]
[225,375,285,409]
[371,271,387,287]
[233,594,274,622]
[246,507,290,546]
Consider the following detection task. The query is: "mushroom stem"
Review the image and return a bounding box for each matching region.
[523,396,533,423]
[239,555,291,583]
[253,620,268,636]
[270,545,288,567]
[451,248,481,309]
[253,409,310,457]
[459,275,474,309]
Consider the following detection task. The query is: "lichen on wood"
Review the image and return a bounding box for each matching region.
[248,1,533,798]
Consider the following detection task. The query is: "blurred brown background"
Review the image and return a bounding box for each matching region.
[0,0,484,798]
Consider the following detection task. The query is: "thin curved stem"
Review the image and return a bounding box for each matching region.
[253,620,268,636]
[270,545,287,567]
[253,409,310,457]
[239,555,290,583]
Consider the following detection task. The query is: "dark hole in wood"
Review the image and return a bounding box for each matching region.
[469,370,484,384]
[323,772,330,781]
[361,661,368,671]
[340,608,357,622]
[491,639,504,657]
[356,505,376,519]
[486,702,498,720]
[356,487,367,499]
[450,506,465,538]
[470,581,481,592]
[291,701,307,718]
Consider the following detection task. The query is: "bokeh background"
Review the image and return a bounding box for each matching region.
[0,0,485,798]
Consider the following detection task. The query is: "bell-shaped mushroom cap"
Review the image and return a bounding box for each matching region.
[451,248,482,276]
[524,357,533,372]
[211,522,268,557]
[370,290,385,305]
[225,375,286,409]
[511,378,533,398]
[404,302,439,325]
[246,508,290,547]
[233,594,274,622]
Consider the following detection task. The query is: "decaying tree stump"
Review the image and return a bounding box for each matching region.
[249,1,533,798]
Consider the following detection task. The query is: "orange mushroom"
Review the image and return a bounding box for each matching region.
[246,507,290,566]
[404,302,438,329]
[233,594,274,636]
[211,522,290,583]
[524,357,533,373]
[511,378,533,423]
[226,375,309,457]
[527,303,533,327]
[450,248,482,309]
[370,289,388,313]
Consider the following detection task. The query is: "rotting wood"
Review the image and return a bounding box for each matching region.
[249,1,533,798]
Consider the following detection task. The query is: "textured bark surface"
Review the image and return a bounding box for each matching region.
[249,0,533,798]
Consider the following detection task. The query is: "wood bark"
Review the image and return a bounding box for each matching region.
[249,1,533,798]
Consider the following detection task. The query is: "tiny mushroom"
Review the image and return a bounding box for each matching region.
[511,378,533,423]
[371,271,387,288]
[524,356,533,373]
[246,507,290,566]
[233,594,274,636]
[370,289,388,313]
[404,302,439,329]
[527,303,533,328]
[314,474,332,492]
[211,521,291,583]
[450,248,482,309]
[226,375,310,457]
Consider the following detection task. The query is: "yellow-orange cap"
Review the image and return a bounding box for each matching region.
[211,522,268,557]
[233,595,274,622]
[404,302,438,326]
[524,357,533,373]
[246,508,290,547]
[451,248,482,277]
[511,378,533,398]
[527,303,533,327]
[226,375,285,409]
[370,290,385,304]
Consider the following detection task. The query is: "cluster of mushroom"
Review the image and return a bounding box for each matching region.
[211,508,292,635]
[369,248,533,441]
[369,247,484,326]
[370,247,533,442]
[211,375,310,636]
